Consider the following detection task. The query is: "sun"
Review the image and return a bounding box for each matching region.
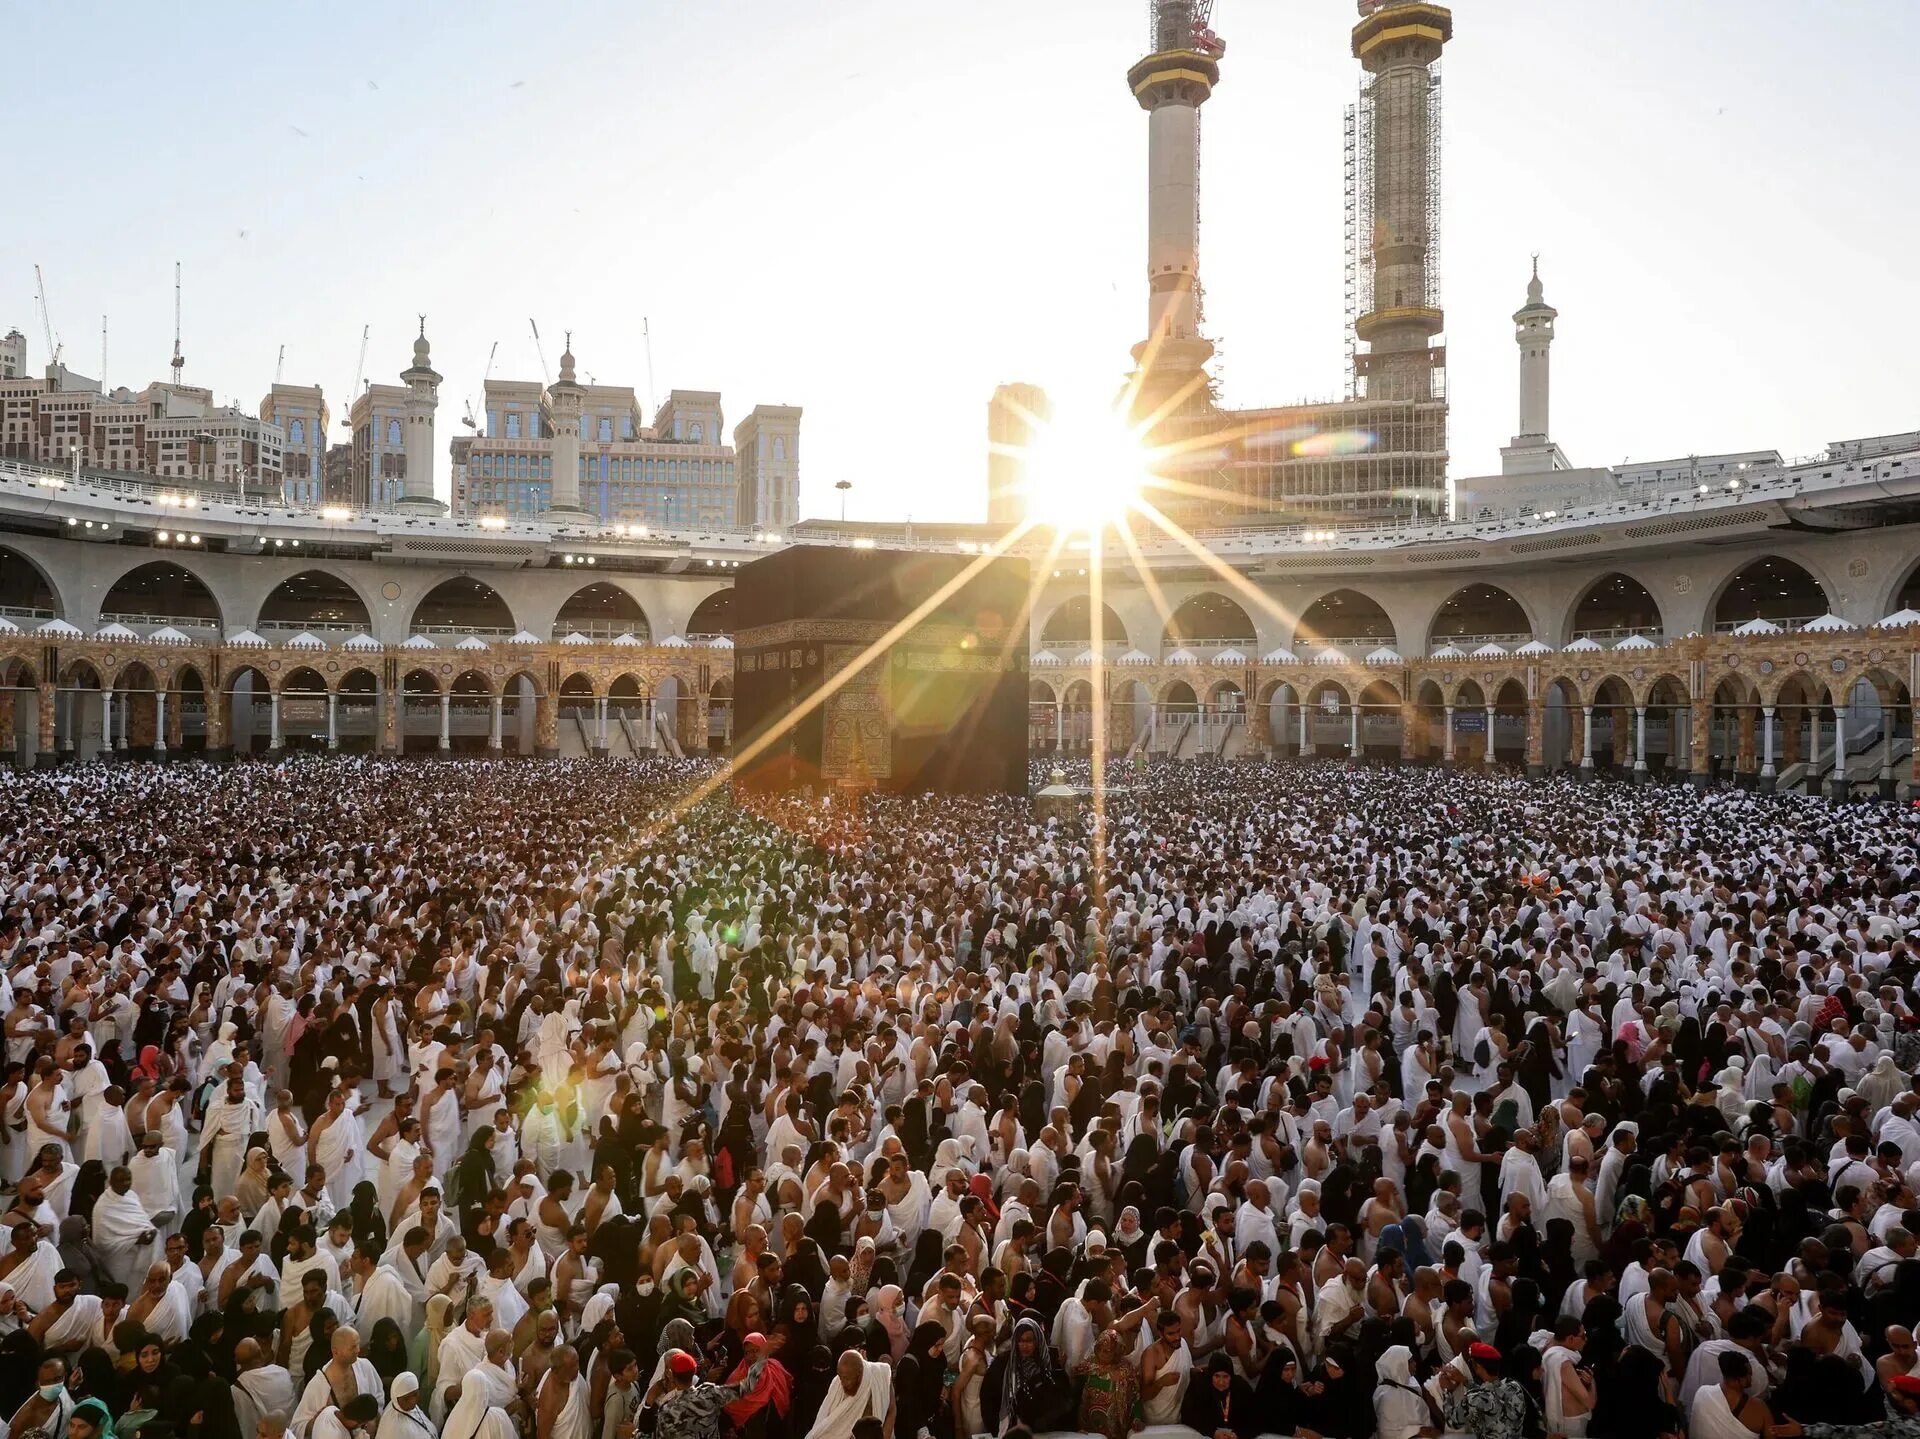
[1017,401,1155,532]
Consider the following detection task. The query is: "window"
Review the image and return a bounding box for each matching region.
[690,422,703,443]
[598,418,612,442]
[506,413,521,439]
[386,418,401,447]
[772,436,786,461]
[621,416,634,440]
[290,419,305,444]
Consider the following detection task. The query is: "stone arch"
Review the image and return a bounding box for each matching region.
[1586,674,1637,771]
[1158,679,1199,711]
[1040,596,1129,651]
[608,673,649,699]
[1881,555,1920,620]
[224,663,274,754]
[1491,678,1528,766]
[409,577,517,635]
[274,667,331,751]
[450,668,495,698]
[1254,677,1302,750]
[0,545,64,619]
[685,588,734,639]
[1564,571,1668,645]
[555,582,653,642]
[1709,555,1834,631]
[1539,676,1582,771]
[167,664,208,755]
[559,671,599,698]
[1030,678,1058,750]
[1638,673,1691,780]
[1111,676,1153,753]
[332,667,380,755]
[1162,592,1256,649]
[1425,583,1537,651]
[100,560,224,631]
[256,569,375,633]
[398,668,445,754]
[1292,588,1395,651]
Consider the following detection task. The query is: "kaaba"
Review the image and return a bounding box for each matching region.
[732,545,1030,793]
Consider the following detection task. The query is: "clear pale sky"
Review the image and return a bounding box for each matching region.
[5,1,1914,521]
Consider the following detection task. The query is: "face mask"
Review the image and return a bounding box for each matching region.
[39,1386,62,1401]
[636,1281,655,1295]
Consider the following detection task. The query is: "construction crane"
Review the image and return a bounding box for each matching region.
[528,319,551,388]
[33,265,61,368]
[275,345,285,384]
[341,324,369,434]
[463,340,498,430]
[1149,0,1223,55]
[170,262,184,387]
[642,318,657,417]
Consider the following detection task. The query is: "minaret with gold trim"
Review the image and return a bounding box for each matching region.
[1127,1,1223,425]
[1352,1,1451,403]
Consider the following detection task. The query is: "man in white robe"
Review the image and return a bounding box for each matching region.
[79,1085,132,1170]
[441,1340,517,1439]
[536,1344,591,1439]
[352,1251,420,1337]
[130,1131,182,1235]
[376,1120,421,1222]
[90,1166,160,1290]
[199,1075,263,1201]
[432,1299,495,1423]
[127,1263,194,1346]
[231,1337,299,1439]
[802,1352,892,1439]
[0,1223,65,1310]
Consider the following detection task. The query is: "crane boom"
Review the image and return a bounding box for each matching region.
[345,324,369,432]
[529,320,551,388]
[33,265,60,367]
[463,340,499,430]
[170,262,184,386]
[275,344,285,384]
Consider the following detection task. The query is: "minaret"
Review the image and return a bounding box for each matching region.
[396,319,447,512]
[1500,259,1569,475]
[1351,1,1450,402]
[1126,0,1223,425]
[546,336,590,519]
[1514,257,1556,441]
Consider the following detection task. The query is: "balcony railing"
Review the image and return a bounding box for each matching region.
[550,620,657,640]
[96,612,222,636]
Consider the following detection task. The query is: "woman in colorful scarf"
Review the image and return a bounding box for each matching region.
[1074,1328,1140,1439]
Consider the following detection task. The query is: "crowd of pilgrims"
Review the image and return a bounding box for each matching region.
[0,755,1910,1439]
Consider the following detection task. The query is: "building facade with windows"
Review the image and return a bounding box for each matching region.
[348,383,409,508]
[0,343,285,497]
[734,405,802,530]
[463,373,797,530]
[260,384,330,507]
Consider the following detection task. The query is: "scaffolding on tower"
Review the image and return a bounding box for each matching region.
[1343,83,1375,400]
[1425,64,1443,315]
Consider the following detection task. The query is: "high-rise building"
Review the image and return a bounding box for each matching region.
[734,405,802,531]
[260,383,330,507]
[348,383,410,508]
